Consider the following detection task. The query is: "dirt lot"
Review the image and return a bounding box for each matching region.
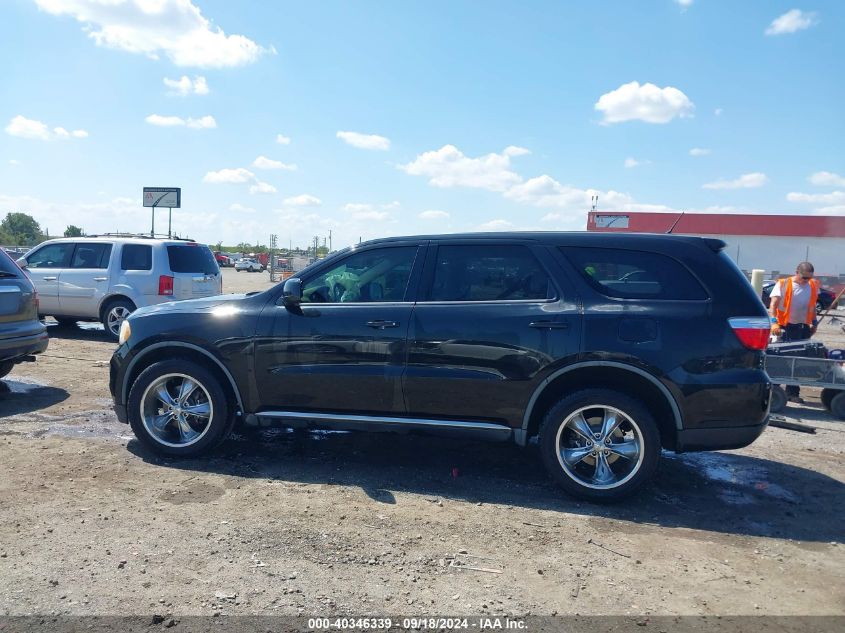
[1,267,843,618]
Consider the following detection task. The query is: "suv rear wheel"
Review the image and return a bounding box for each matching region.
[102,298,135,340]
[0,360,14,380]
[539,389,661,502]
[128,359,231,457]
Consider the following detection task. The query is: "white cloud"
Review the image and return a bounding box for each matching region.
[163,75,208,96]
[714,108,723,116]
[765,9,818,36]
[203,167,255,184]
[399,144,523,191]
[253,155,296,171]
[336,130,391,151]
[503,145,531,157]
[145,114,216,128]
[5,115,87,140]
[34,0,271,68]
[9,159,21,166]
[229,203,255,213]
[418,210,450,220]
[675,0,694,7]
[283,194,322,207]
[702,172,768,190]
[248,181,276,195]
[594,81,694,124]
[809,171,845,188]
[186,115,216,129]
[818,205,845,215]
[276,134,291,145]
[624,157,641,168]
[505,174,633,211]
[341,202,398,221]
[786,191,845,205]
[689,147,711,156]
[478,219,515,232]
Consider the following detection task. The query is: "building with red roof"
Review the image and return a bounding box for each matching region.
[587,211,845,280]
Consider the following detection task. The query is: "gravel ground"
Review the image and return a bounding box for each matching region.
[0,267,843,618]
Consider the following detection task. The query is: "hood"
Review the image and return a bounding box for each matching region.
[132,293,254,318]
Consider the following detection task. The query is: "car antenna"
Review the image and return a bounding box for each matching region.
[666,211,684,234]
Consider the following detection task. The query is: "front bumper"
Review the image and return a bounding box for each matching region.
[675,418,769,452]
[0,329,48,362]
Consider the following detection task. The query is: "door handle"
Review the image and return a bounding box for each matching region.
[94,277,108,282]
[529,320,570,330]
[43,276,58,281]
[366,320,399,329]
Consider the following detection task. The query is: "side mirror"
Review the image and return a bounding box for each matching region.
[16,258,27,269]
[282,277,302,308]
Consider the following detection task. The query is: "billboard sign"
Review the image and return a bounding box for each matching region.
[143,187,181,208]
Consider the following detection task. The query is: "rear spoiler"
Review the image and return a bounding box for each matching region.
[703,238,726,252]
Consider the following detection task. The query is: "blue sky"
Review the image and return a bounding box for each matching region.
[1,0,843,248]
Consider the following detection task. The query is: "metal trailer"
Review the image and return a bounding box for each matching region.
[765,354,845,417]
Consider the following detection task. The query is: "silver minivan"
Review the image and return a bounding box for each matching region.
[18,236,222,339]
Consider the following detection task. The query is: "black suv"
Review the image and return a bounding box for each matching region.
[1,248,48,379]
[110,233,772,501]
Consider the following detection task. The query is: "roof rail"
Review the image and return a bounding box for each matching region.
[83,233,196,242]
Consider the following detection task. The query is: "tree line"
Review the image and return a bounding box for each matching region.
[0,212,83,245]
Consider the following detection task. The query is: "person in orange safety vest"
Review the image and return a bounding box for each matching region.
[769,261,820,403]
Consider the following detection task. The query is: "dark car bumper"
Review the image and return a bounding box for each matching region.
[0,329,48,362]
[675,417,769,452]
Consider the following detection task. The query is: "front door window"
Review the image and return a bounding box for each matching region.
[302,246,418,303]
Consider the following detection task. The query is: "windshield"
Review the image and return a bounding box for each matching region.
[166,245,219,275]
[0,249,22,276]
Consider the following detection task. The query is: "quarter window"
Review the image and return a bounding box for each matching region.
[70,243,112,269]
[301,246,418,303]
[429,245,554,302]
[26,243,74,269]
[562,246,708,300]
[121,244,153,271]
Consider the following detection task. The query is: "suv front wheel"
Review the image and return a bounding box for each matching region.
[128,359,231,457]
[539,389,661,502]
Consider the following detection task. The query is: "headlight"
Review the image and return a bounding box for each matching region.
[118,319,131,345]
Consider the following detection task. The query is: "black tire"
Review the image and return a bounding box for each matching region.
[770,385,787,413]
[821,388,838,412]
[101,298,135,341]
[538,389,661,502]
[0,360,14,380]
[830,392,845,420]
[127,359,231,457]
[53,317,78,327]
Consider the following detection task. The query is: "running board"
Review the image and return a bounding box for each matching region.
[248,411,513,442]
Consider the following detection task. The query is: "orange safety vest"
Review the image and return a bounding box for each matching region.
[774,277,819,326]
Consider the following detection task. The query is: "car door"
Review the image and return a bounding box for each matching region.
[58,242,113,317]
[254,243,424,414]
[403,240,581,427]
[20,242,74,315]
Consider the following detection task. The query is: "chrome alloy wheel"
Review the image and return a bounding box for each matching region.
[140,373,214,448]
[106,305,132,337]
[555,405,645,490]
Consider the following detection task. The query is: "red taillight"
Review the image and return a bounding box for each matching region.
[158,275,174,296]
[729,317,771,350]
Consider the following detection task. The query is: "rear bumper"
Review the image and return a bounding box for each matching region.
[675,418,769,452]
[0,328,48,362]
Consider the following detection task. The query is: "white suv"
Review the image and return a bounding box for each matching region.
[19,235,222,339]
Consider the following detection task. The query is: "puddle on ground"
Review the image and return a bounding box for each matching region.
[671,452,799,504]
[0,376,50,394]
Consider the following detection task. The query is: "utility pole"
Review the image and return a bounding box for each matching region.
[328,229,332,253]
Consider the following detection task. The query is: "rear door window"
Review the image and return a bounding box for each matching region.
[428,244,554,302]
[166,245,218,274]
[561,246,708,300]
[0,249,21,276]
[70,243,112,269]
[26,243,74,269]
[121,244,152,271]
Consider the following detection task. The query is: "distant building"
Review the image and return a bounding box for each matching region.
[587,211,845,279]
